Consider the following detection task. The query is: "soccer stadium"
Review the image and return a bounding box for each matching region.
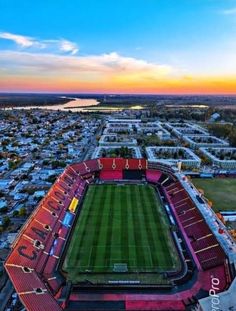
[4,158,236,310]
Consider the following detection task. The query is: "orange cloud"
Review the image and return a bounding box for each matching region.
[0,50,236,94]
[1,74,236,94]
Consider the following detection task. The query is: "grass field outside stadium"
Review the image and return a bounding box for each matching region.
[192,178,236,212]
[62,184,181,284]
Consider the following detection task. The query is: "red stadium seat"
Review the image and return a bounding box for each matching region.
[163,182,227,270]
[100,170,123,180]
[19,291,62,311]
[98,158,125,170]
[146,169,162,183]
[5,266,45,293]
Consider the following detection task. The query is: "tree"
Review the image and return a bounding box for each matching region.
[19,207,27,217]
[201,155,211,165]
[229,131,236,147]
[13,210,19,217]
[2,216,10,228]
[0,206,8,213]
[20,188,35,195]
[208,123,234,139]
[43,159,49,165]
[8,160,20,170]
[1,139,10,146]
[51,160,66,169]
[47,175,57,183]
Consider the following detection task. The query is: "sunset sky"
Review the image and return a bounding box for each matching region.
[0,0,236,94]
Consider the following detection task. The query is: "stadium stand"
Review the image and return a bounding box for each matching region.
[4,158,232,311]
[100,170,123,180]
[163,181,228,272]
[72,159,100,174]
[98,157,125,170]
[62,212,74,227]
[68,197,79,213]
[123,169,144,179]
[145,169,162,183]
[125,158,147,170]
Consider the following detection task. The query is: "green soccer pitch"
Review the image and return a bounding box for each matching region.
[62,184,180,283]
[192,178,236,212]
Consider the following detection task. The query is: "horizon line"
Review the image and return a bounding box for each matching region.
[1,91,236,97]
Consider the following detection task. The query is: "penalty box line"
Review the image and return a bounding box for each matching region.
[86,245,153,268]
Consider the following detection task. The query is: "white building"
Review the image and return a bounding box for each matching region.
[166,122,194,130]
[99,135,137,146]
[136,122,171,140]
[183,135,229,149]
[92,146,142,159]
[107,118,141,124]
[166,122,209,138]
[173,126,208,138]
[103,126,133,135]
[146,146,201,168]
[200,147,236,169]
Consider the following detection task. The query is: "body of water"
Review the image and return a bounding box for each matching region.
[3,97,99,112]
[2,97,144,112]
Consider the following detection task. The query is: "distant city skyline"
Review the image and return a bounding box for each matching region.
[1,0,236,94]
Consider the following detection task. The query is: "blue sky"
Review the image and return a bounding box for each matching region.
[0,0,236,93]
[1,0,235,57]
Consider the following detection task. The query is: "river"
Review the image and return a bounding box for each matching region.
[3,97,99,112]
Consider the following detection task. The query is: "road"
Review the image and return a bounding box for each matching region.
[80,123,104,161]
[0,279,14,311]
